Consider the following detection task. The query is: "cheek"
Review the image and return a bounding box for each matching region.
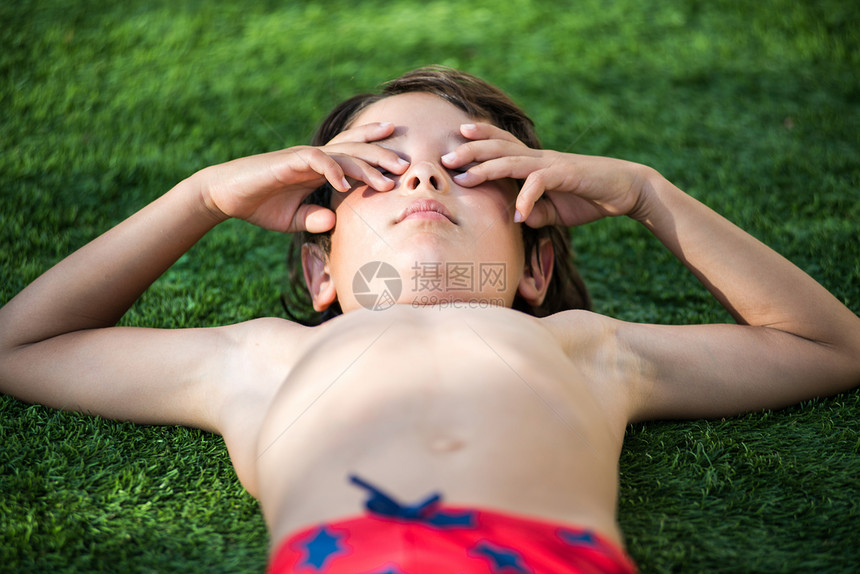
[330,189,385,252]
[332,184,386,216]
[466,193,524,259]
[465,183,519,222]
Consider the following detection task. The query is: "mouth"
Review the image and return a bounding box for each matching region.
[395,199,457,225]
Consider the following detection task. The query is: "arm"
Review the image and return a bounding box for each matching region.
[0,123,406,430]
[615,173,860,420]
[446,123,860,421]
[0,179,230,429]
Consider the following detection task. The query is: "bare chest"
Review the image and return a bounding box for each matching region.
[252,307,628,542]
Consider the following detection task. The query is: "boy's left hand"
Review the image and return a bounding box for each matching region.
[443,123,657,227]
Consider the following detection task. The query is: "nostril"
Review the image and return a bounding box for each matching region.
[407,174,439,190]
[405,164,445,192]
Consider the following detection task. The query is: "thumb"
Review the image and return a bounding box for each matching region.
[292,204,336,234]
[523,198,558,228]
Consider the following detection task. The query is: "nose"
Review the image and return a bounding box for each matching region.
[403,161,450,194]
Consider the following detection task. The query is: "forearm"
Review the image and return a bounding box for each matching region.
[0,174,226,349]
[635,171,860,349]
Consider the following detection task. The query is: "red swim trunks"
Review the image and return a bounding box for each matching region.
[267,476,637,574]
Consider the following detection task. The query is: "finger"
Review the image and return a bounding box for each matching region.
[334,154,401,192]
[514,169,552,223]
[452,155,545,187]
[299,147,352,192]
[291,144,403,193]
[351,144,411,176]
[459,122,524,144]
[443,140,541,176]
[444,136,533,165]
[443,139,520,170]
[522,198,558,228]
[277,147,350,192]
[327,121,395,145]
[324,141,410,178]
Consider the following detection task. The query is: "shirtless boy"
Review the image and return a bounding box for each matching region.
[1,67,859,573]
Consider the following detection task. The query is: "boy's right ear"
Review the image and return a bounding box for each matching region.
[301,243,337,311]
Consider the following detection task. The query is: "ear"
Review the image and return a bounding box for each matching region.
[516,237,554,308]
[301,243,338,311]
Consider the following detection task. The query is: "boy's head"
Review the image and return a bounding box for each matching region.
[287,66,589,321]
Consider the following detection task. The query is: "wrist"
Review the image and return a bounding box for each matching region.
[627,166,671,227]
[181,168,231,225]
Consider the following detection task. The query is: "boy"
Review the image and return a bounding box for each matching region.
[1,67,858,573]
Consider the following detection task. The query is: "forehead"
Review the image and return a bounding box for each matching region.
[351,92,476,144]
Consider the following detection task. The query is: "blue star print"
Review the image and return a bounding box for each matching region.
[425,508,477,528]
[297,526,348,570]
[471,540,530,573]
[558,528,597,547]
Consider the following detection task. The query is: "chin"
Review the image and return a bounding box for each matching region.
[391,236,458,266]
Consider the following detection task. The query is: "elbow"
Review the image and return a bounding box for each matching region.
[0,307,33,397]
[844,319,860,390]
[0,303,23,355]
[829,333,860,397]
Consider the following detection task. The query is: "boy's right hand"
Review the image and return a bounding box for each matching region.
[195,122,408,233]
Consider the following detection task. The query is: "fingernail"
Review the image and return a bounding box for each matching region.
[462,123,476,131]
[379,122,393,128]
[341,177,351,190]
[397,157,410,166]
[441,152,456,164]
[453,172,468,183]
[514,209,524,223]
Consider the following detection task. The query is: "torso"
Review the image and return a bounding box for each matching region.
[227,306,632,550]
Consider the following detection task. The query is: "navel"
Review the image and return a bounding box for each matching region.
[429,436,466,453]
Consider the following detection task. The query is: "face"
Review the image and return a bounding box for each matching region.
[319,92,528,312]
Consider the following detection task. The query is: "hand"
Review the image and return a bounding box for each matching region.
[196,122,409,233]
[443,123,656,227]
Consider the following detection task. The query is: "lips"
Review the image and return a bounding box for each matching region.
[395,199,457,224]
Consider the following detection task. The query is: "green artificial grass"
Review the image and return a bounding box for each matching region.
[1,0,858,572]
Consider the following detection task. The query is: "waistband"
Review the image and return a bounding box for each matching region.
[267,474,638,573]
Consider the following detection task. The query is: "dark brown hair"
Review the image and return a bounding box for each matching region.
[284,66,589,323]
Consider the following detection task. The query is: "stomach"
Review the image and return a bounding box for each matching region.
[254,305,625,547]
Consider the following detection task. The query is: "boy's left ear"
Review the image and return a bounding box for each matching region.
[516,237,554,307]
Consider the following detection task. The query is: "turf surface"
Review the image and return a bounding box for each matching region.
[1,0,858,572]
